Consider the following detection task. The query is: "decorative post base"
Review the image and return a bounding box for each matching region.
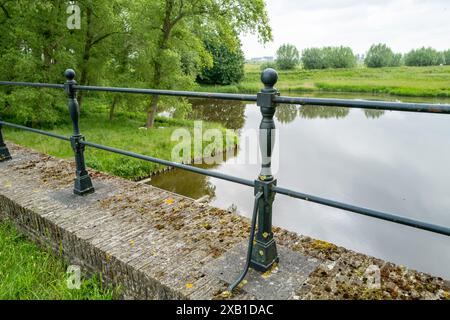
[0,145,12,162]
[74,174,95,196]
[250,178,279,272]
[250,238,279,272]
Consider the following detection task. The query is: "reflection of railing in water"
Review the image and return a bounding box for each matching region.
[1,68,450,294]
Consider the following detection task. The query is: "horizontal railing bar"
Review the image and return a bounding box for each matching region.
[0,121,71,141]
[74,85,258,102]
[272,185,450,237]
[2,81,450,115]
[0,81,65,90]
[79,140,256,188]
[274,96,450,114]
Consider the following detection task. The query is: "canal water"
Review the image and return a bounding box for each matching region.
[150,92,450,279]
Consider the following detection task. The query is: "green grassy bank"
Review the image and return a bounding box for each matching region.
[3,99,235,181]
[199,64,450,98]
[0,221,115,300]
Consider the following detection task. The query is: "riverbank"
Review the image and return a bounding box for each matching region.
[199,65,450,98]
[3,101,236,181]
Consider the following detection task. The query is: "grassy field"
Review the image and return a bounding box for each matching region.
[199,64,450,98]
[3,100,235,180]
[0,221,115,300]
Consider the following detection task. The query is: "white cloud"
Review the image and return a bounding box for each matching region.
[241,0,450,58]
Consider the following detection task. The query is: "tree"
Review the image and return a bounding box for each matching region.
[323,46,356,69]
[443,50,450,65]
[0,0,127,126]
[404,47,444,66]
[301,48,326,70]
[0,0,75,127]
[276,44,299,70]
[75,1,126,108]
[365,43,402,68]
[301,46,356,70]
[197,38,245,85]
[130,0,272,128]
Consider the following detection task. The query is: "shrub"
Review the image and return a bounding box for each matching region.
[301,48,326,70]
[365,43,402,68]
[302,46,356,70]
[443,50,450,65]
[276,44,300,70]
[404,47,444,66]
[198,40,245,85]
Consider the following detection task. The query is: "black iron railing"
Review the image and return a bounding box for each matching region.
[1,68,450,293]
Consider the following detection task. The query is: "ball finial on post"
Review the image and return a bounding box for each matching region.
[261,68,278,90]
[65,69,76,81]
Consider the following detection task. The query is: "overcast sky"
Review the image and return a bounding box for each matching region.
[240,0,450,59]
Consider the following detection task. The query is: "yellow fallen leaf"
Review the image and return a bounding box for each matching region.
[129,240,135,246]
[237,280,248,289]
[186,283,193,289]
[165,198,174,205]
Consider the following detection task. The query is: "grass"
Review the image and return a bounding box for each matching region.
[4,99,235,180]
[198,64,450,98]
[0,220,115,300]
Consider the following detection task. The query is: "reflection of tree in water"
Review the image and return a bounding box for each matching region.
[188,99,246,130]
[364,109,385,119]
[299,106,350,119]
[150,164,218,201]
[275,104,298,124]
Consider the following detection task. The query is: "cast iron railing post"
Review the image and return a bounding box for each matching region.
[64,69,94,196]
[250,68,279,272]
[0,116,12,162]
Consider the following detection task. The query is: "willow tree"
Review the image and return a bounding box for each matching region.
[130,0,272,128]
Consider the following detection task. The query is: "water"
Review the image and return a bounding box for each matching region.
[150,92,450,279]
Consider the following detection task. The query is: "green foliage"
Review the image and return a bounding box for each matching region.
[404,47,444,66]
[302,46,356,70]
[443,50,450,66]
[259,61,277,71]
[0,221,115,299]
[0,0,126,127]
[301,48,326,70]
[198,39,245,85]
[365,43,402,68]
[128,0,272,127]
[276,44,300,70]
[0,0,272,128]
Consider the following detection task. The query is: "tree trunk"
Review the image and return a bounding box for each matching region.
[78,6,94,109]
[109,96,119,121]
[145,0,174,128]
[146,95,159,128]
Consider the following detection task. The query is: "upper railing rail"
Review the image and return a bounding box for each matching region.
[1,68,449,292]
[2,80,450,114]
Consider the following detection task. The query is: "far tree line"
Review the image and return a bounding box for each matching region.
[266,43,450,70]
